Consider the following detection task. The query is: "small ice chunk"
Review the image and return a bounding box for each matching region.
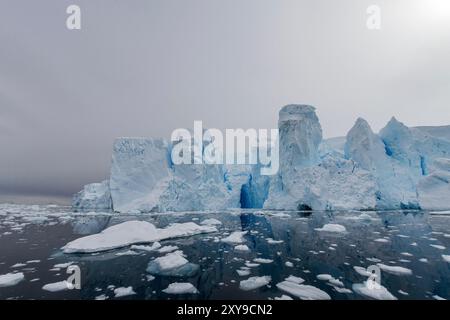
[239,276,271,291]
[315,224,346,233]
[53,262,74,268]
[221,231,247,244]
[442,255,450,263]
[42,281,70,292]
[377,263,413,276]
[285,275,304,284]
[419,258,428,263]
[26,260,41,264]
[234,245,250,252]
[374,238,389,243]
[114,286,136,298]
[236,269,251,277]
[430,244,446,250]
[245,262,260,268]
[276,281,331,300]
[316,274,333,281]
[398,290,409,296]
[352,282,397,300]
[285,261,294,267]
[329,278,344,287]
[266,238,284,244]
[146,251,199,277]
[162,282,198,294]
[0,272,25,287]
[253,258,273,264]
[10,263,26,268]
[334,287,352,294]
[432,295,446,300]
[274,295,293,300]
[354,266,371,277]
[400,252,413,257]
[95,294,108,300]
[150,251,187,270]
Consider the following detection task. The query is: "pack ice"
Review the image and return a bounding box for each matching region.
[73,105,450,212]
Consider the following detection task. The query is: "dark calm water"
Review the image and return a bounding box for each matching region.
[0,204,449,300]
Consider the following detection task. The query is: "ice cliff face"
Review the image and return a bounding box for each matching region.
[108,138,248,213]
[418,158,450,210]
[73,105,450,212]
[72,180,111,211]
[345,118,419,209]
[264,107,376,211]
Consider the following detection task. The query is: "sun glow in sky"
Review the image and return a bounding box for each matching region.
[415,0,450,25]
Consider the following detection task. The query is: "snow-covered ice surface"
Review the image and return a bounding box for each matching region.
[0,272,24,287]
[1,204,450,300]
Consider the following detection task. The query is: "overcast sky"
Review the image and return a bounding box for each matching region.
[1,0,449,202]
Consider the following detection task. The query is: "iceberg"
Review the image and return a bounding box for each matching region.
[72,104,450,212]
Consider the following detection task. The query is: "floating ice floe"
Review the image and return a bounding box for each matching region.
[374,238,389,243]
[221,231,247,244]
[276,281,331,300]
[116,250,140,256]
[158,245,179,253]
[274,295,293,300]
[234,244,250,252]
[162,282,199,294]
[442,255,450,263]
[236,269,251,277]
[430,244,446,250]
[42,281,70,292]
[317,274,344,287]
[284,275,304,284]
[239,276,271,291]
[285,261,294,267]
[253,258,273,264]
[114,286,136,298]
[315,224,346,233]
[398,290,409,296]
[146,250,199,277]
[316,274,333,281]
[53,262,74,269]
[333,287,352,294]
[0,272,24,287]
[130,242,161,252]
[10,263,26,268]
[352,281,397,300]
[377,263,412,276]
[200,218,222,226]
[62,221,217,253]
[266,238,284,244]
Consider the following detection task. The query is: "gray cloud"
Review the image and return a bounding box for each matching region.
[0,0,449,200]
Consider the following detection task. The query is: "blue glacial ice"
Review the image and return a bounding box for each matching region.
[73,105,450,212]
